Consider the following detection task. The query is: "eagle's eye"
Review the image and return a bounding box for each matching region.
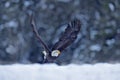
[51,50,61,57]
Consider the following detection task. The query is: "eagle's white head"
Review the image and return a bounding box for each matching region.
[51,50,61,57]
[42,50,60,58]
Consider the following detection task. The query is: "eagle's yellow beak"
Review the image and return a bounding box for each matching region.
[51,50,61,57]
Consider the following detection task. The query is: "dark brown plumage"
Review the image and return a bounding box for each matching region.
[31,16,81,63]
[52,19,81,52]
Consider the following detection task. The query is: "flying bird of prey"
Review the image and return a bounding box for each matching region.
[31,16,81,63]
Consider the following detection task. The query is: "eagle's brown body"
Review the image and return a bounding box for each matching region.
[31,16,81,63]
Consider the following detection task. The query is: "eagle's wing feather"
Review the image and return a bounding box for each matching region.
[52,19,81,52]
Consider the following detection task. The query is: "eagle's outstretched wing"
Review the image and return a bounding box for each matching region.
[52,19,81,52]
[31,15,81,63]
[31,15,51,54]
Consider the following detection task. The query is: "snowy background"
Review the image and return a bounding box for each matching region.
[0,63,120,80]
[0,0,120,80]
[0,0,120,64]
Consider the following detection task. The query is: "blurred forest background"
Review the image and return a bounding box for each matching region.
[0,0,120,65]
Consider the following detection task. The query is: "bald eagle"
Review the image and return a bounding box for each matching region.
[31,16,81,63]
